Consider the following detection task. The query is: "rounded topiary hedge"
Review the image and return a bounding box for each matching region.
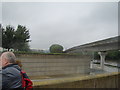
[49,44,63,53]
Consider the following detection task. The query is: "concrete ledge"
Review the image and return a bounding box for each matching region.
[33,72,120,88]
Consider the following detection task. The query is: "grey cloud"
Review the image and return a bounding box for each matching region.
[2,2,118,50]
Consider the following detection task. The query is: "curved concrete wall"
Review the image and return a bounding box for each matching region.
[17,54,91,76]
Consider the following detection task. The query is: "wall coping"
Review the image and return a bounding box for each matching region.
[33,72,120,87]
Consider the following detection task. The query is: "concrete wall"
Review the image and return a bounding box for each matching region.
[17,54,91,76]
[0,24,2,47]
[33,72,120,88]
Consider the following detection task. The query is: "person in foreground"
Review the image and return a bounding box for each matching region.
[0,52,22,90]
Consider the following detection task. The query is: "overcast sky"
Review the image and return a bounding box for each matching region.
[2,2,118,50]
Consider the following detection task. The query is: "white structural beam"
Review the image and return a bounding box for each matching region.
[65,36,119,53]
[98,51,107,70]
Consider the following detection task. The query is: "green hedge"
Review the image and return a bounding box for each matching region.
[94,50,120,60]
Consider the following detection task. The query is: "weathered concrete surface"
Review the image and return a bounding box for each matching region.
[0,24,2,47]
[65,36,120,53]
[17,54,91,76]
[33,72,120,88]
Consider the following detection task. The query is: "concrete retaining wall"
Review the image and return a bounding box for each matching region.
[17,54,91,76]
[33,72,120,88]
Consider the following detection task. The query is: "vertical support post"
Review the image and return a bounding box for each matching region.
[0,24,2,90]
[98,51,107,70]
[0,24,2,48]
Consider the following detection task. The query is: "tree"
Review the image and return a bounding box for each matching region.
[94,50,120,61]
[106,50,120,60]
[2,25,15,50]
[13,25,30,51]
[49,44,63,53]
[2,25,31,51]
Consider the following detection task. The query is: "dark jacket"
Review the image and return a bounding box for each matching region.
[2,64,22,90]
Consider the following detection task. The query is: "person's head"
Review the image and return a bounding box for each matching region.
[0,52,16,68]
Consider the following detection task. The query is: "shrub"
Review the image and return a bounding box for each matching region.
[49,44,63,53]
